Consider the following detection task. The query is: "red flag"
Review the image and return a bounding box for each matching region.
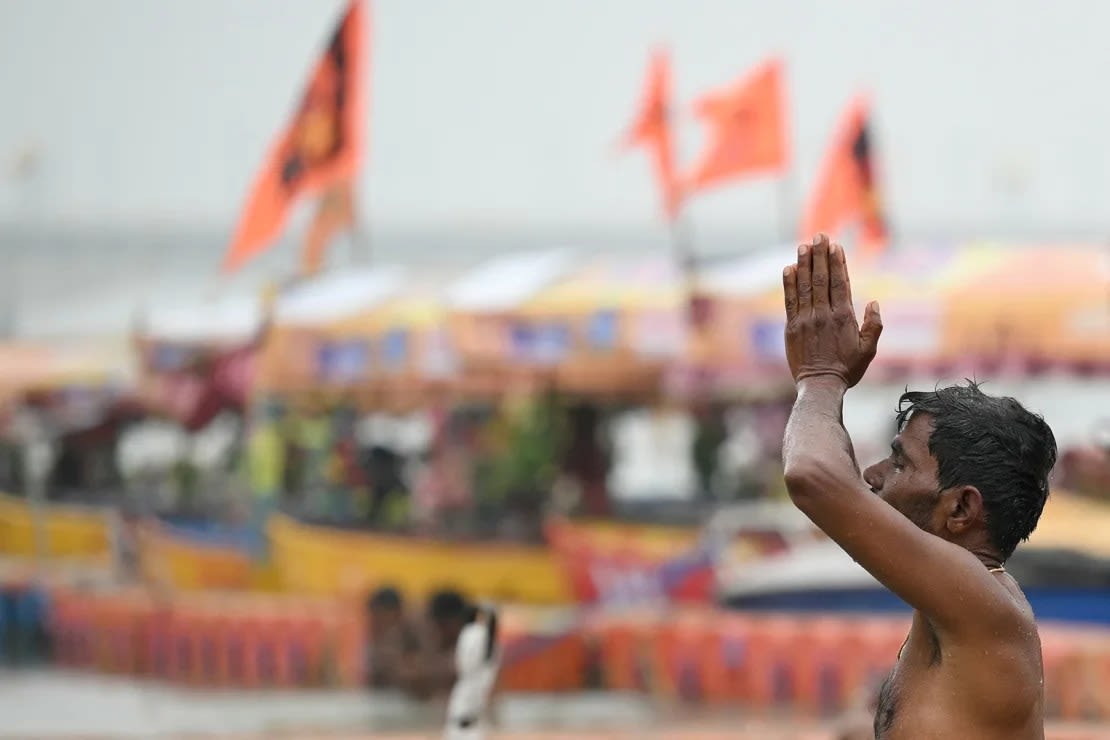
[622,49,681,220]
[800,95,888,256]
[222,1,368,274]
[684,58,789,191]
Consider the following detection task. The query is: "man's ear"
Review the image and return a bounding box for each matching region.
[944,485,983,535]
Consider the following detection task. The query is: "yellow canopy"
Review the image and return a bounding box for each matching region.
[1027,490,1110,559]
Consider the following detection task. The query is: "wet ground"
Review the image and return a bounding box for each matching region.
[1,670,1107,740]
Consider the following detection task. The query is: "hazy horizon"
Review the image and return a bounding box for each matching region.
[3,0,1110,238]
[3,1,1110,339]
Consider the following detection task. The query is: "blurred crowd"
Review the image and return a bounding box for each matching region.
[236,391,796,542]
[272,391,803,530]
[0,386,800,543]
[1,378,1107,551]
[364,586,472,699]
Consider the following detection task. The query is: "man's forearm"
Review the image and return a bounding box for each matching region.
[783,376,861,486]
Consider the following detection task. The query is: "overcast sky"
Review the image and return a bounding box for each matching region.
[1,0,1109,240]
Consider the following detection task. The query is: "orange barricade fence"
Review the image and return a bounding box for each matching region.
[499,607,588,692]
[585,610,1110,721]
[1041,624,1110,722]
[32,587,1110,718]
[1,559,118,667]
[582,607,666,694]
[45,585,367,689]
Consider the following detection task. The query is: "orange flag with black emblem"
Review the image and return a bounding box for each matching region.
[622,48,681,220]
[800,95,887,256]
[683,58,789,191]
[222,0,367,274]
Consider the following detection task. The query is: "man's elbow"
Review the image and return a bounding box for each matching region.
[783,458,829,507]
[785,463,821,503]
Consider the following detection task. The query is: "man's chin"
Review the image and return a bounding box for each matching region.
[881,497,909,516]
[881,495,918,520]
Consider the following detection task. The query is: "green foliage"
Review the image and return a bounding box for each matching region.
[481,393,565,503]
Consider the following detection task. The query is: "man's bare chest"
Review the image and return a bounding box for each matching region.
[873,626,1041,739]
[874,626,945,738]
[874,660,970,739]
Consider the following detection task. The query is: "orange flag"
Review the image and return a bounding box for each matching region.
[222,0,368,274]
[800,95,888,256]
[622,49,681,220]
[684,58,789,191]
[300,181,356,275]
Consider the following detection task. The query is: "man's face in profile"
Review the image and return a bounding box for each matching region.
[864,412,943,534]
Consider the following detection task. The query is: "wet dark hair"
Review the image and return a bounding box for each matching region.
[368,586,403,612]
[427,589,469,623]
[897,382,1057,560]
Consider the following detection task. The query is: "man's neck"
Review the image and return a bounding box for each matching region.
[969,546,1004,572]
[949,536,1004,572]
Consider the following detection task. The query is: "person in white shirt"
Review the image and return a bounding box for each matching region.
[444,603,500,740]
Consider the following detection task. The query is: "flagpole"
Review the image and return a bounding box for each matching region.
[777,166,799,243]
[665,54,696,304]
[670,207,703,354]
[349,181,370,267]
[670,210,696,281]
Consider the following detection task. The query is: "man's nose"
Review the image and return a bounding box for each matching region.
[863,462,883,491]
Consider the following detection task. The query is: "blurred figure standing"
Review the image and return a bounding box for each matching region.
[326,402,365,521]
[243,397,285,557]
[398,589,471,699]
[365,586,419,689]
[290,394,333,517]
[444,603,500,740]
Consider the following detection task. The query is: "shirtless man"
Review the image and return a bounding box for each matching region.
[781,234,1056,739]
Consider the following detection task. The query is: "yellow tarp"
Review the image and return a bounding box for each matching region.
[136,522,256,591]
[0,492,113,562]
[269,514,572,604]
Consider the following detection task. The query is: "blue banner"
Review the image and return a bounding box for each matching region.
[511,322,570,366]
[750,319,787,361]
[317,340,370,382]
[381,328,409,370]
[587,309,619,351]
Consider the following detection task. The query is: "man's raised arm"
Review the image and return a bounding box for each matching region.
[780,236,1020,639]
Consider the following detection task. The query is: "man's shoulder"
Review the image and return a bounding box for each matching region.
[929,577,1039,647]
[998,579,1039,638]
[929,596,1042,705]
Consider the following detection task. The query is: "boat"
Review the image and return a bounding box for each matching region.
[710,500,1110,625]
